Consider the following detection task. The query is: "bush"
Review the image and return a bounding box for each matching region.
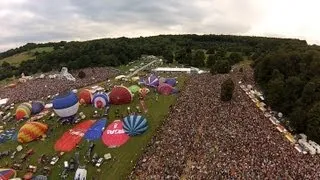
[221,78,235,101]
[212,60,231,74]
[78,71,86,79]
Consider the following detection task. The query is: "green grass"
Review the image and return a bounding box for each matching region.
[0,47,53,66]
[29,47,54,53]
[1,52,35,66]
[0,75,188,179]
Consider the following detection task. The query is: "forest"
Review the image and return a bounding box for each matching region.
[1,34,320,142]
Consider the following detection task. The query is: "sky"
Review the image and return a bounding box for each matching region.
[1,0,320,51]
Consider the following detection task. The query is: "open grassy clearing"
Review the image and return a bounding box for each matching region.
[0,47,53,66]
[0,68,187,179]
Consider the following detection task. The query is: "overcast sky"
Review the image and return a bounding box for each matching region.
[1,0,320,51]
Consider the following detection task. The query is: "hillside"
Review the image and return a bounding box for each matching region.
[0,47,54,66]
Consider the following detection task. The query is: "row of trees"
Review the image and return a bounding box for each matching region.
[254,50,320,143]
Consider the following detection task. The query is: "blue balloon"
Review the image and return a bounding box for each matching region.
[52,92,79,118]
[165,78,177,87]
[123,115,148,136]
[84,119,107,140]
[31,101,44,114]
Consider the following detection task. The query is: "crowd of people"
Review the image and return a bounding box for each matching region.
[130,66,320,179]
[0,67,119,104]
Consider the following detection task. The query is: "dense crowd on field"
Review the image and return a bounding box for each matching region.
[130,66,320,179]
[0,67,119,104]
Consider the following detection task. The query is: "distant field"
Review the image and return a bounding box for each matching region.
[0,47,53,66]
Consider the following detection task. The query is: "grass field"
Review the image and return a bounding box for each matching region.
[0,74,187,179]
[0,47,53,66]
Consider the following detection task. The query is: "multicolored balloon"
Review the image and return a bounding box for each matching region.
[123,115,148,136]
[92,92,109,108]
[16,102,32,120]
[78,89,93,104]
[18,122,48,143]
[139,87,150,97]
[52,92,79,118]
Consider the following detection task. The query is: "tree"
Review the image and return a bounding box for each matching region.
[206,48,215,54]
[221,78,235,101]
[162,50,173,63]
[290,107,307,133]
[212,60,231,74]
[207,54,217,68]
[307,102,320,143]
[78,71,86,79]
[41,64,52,72]
[191,50,205,67]
[1,61,10,68]
[229,52,243,65]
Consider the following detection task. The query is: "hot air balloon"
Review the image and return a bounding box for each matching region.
[128,85,140,94]
[84,119,107,140]
[109,86,133,105]
[165,78,177,87]
[145,75,159,87]
[16,102,32,120]
[31,101,45,114]
[159,77,166,84]
[52,92,79,118]
[92,92,109,108]
[157,83,174,95]
[0,168,16,179]
[123,115,148,136]
[102,120,129,148]
[18,122,48,143]
[78,89,93,104]
[139,87,150,97]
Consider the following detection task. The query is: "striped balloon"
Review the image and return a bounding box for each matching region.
[123,115,148,136]
[18,122,48,143]
[16,102,32,120]
[146,75,159,87]
[92,92,109,108]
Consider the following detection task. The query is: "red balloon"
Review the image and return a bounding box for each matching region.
[102,120,130,148]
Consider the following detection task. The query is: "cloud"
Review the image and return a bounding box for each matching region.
[0,0,319,51]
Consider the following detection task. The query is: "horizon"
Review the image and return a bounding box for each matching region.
[1,0,320,52]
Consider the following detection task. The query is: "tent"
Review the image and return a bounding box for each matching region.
[15,102,32,120]
[123,115,148,136]
[34,175,48,180]
[128,85,140,94]
[102,120,129,148]
[115,75,126,80]
[55,120,95,152]
[75,168,87,180]
[78,89,93,104]
[31,101,45,114]
[18,122,48,143]
[84,119,107,140]
[145,75,159,87]
[92,92,109,108]
[157,83,174,95]
[52,92,79,118]
[109,86,133,105]
[0,168,16,179]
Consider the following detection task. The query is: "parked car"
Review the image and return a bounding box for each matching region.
[95,157,104,167]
